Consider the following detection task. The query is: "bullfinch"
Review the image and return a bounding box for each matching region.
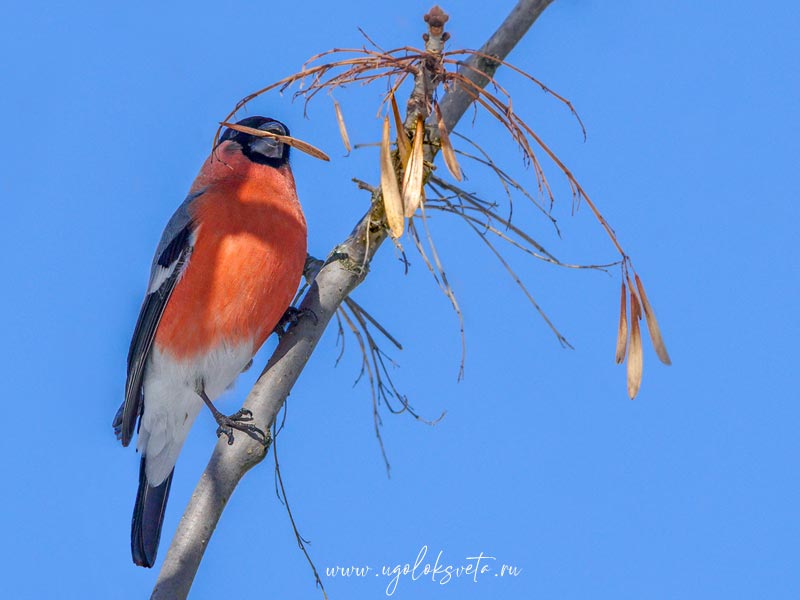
[113,116,307,567]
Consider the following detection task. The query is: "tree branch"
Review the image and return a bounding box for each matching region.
[437,0,555,133]
[151,3,555,598]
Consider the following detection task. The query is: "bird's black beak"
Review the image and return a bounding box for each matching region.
[249,135,283,160]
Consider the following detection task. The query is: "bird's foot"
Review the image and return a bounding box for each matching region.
[274,306,318,339]
[196,385,269,446]
[214,409,268,446]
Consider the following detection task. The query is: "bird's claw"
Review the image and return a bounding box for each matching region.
[274,306,318,339]
[229,408,253,422]
[214,410,268,446]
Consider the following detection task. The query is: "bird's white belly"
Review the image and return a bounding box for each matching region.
[137,340,254,485]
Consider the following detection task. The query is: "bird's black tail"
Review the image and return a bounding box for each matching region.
[131,457,174,568]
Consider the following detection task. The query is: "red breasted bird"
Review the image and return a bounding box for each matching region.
[113,117,307,567]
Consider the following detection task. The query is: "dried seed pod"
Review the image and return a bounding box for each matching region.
[219,122,330,161]
[635,274,672,365]
[390,91,411,165]
[333,99,351,153]
[434,101,462,181]
[615,281,628,364]
[627,286,643,399]
[402,117,425,217]
[380,116,405,237]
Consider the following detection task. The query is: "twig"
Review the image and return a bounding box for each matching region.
[272,424,328,600]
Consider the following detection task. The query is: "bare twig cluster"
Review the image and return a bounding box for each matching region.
[333,295,445,475]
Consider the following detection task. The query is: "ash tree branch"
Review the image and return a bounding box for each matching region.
[437,0,555,133]
[151,2,555,599]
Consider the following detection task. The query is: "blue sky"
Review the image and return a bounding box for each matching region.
[2,1,799,598]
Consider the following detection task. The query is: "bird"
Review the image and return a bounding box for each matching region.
[112,116,308,568]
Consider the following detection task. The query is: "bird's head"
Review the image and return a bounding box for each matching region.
[218,116,291,167]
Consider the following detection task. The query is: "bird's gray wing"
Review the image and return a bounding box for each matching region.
[113,189,204,446]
